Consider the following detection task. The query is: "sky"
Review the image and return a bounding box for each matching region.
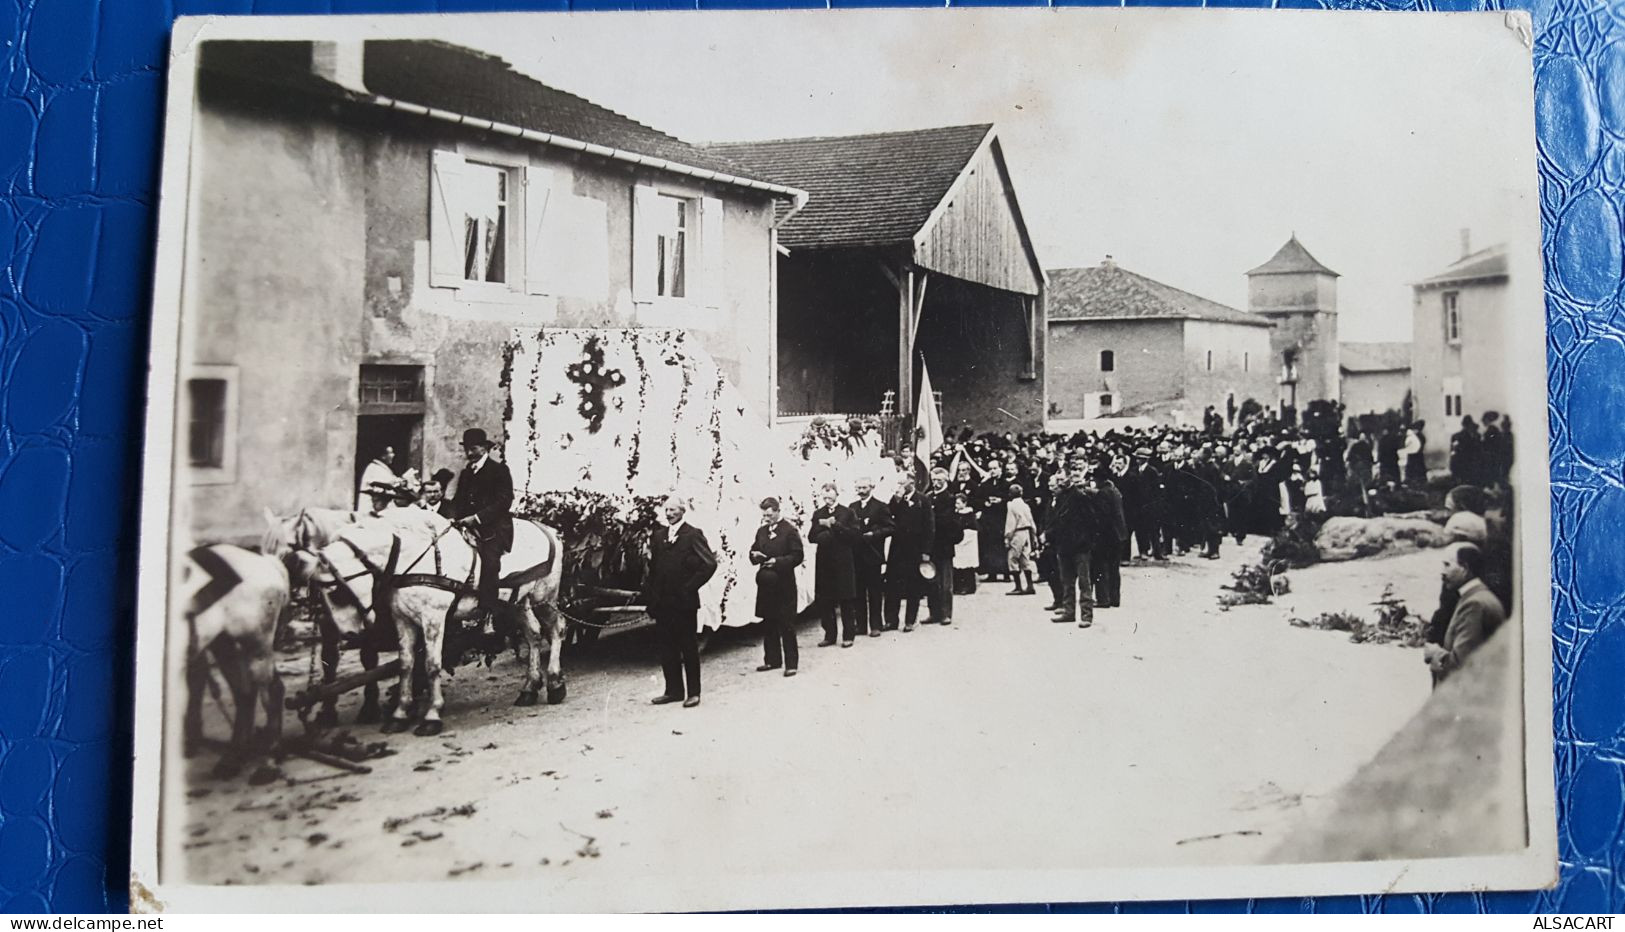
[450,9,1538,342]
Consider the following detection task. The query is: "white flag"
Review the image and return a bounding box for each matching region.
[914,362,944,475]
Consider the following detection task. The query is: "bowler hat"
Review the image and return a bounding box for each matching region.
[461,428,494,449]
[917,558,938,581]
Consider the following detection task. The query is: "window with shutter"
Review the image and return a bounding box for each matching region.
[633,184,712,306]
[430,149,524,293]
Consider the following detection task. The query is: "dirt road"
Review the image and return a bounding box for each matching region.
[175,540,1439,908]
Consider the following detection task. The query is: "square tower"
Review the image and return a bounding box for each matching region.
[1246,235,1340,412]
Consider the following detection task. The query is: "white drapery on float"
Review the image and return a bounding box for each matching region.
[504,328,847,630]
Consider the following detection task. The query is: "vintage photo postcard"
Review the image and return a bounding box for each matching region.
[130,9,1557,911]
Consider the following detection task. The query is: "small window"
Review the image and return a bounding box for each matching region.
[1244,352,1250,372]
[1206,350,1213,372]
[1099,393,1114,412]
[188,379,228,468]
[1444,292,1461,343]
[1100,350,1115,372]
[360,364,424,406]
[460,161,511,284]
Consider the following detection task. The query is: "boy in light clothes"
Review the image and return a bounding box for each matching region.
[1004,483,1038,596]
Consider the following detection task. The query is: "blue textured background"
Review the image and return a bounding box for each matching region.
[0,0,1618,915]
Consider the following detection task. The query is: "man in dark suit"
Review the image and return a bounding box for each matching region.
[451,428,514,618]
[1050,463,1100,628]
[809,482,861,648]
[848,476,893,639]
[884,476,934,633]
[926,466,963,625]
[642,497,718,707]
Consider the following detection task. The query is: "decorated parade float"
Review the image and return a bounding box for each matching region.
[501,329,905,634]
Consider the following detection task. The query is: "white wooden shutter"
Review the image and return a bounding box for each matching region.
[524,166,555,296]
[700,195,725,309]
[631,184,658,303]
[429,150,466,288]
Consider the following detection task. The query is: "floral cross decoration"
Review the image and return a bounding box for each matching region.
[565,335,627,434]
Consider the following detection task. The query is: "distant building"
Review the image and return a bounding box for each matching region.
[1411,241,1510,467]
[1339,342,1413,421]
[1046,259,1276,425]
[1246,236,1341,414]
[711,124,1047,437]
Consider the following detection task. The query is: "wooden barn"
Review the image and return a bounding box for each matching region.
[710,124,1047,439]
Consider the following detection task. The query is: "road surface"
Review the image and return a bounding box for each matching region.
[174,539,1438,908]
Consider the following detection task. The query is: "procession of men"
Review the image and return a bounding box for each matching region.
[358,401,1515,708]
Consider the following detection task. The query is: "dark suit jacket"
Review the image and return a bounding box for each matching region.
[887,492,934,583]
[452,457,515,553]
[751,519,803,618]
[641,523,718,617]
[928,486,963,561]
[1047,486,1099,557]
[848,496,894,569]
[808,504,858,601]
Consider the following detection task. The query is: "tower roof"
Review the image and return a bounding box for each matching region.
[1247,236,1339,278]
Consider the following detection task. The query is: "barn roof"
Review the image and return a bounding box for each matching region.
[1247,236,1340,277]
[197,39,786,194]
[1340,342,1413,373]
[1415,244,1509,288]
[706,124,995,250]
[1046,262,1274,329]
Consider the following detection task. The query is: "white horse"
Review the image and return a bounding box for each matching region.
[262,506,396,726]
[179,544,290,776]
[310,510,568,736]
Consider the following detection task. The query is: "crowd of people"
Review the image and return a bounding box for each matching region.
[633,404,1518,705]
[348,406,1517,708]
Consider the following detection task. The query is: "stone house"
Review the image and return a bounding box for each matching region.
[1339,341,1413,421]
[1410,242,1511,467]
[1045,259,1276,425]
[180,39,804,543]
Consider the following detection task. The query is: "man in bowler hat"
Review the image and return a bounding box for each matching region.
[451,428,514,627]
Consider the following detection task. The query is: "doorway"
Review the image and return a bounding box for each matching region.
[354,414,423,494]
[355,363,427,499]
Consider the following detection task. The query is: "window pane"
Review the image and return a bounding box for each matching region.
[462,163,507,283]
[360,365,424,405]
[485,207,505,283]
[671,229,686,298]
[656,234,669,296]
[188,379,227,468]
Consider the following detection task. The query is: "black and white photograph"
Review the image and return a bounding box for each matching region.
[132,9,1556,911]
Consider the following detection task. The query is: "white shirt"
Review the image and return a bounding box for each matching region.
[668,519,687,543]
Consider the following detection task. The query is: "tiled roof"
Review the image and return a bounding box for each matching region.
[1247,236,1339,277]
[707,124,994,249]
[1415,244,1509,288]
[1046,263,1274,328]
[198,39,775,187]
[1340,342,1412,373]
